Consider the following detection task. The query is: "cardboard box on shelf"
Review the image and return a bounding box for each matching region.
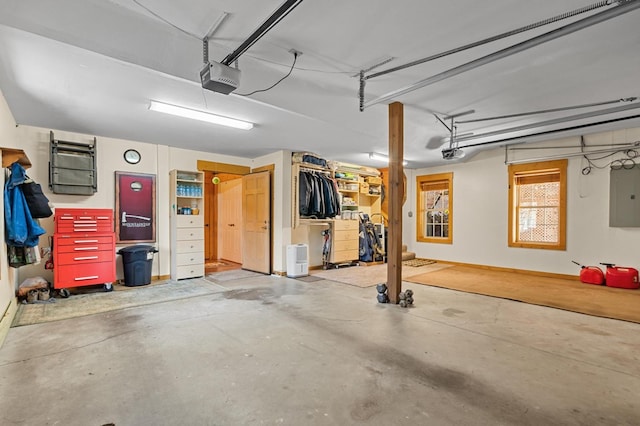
[366,176,382,185]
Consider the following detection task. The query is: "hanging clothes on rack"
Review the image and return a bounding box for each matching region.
[4,162,46,267]
[298,170,340,219]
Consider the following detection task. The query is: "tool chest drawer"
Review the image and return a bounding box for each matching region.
[54,261,116,289]
[55,208,114,233]
[55,234,113,247]
[56,242,114,253]
[55,250,115,266]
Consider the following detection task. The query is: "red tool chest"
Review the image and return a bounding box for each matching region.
[53,208,116,290]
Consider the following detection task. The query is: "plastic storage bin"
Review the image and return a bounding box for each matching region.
[118,245,158,286]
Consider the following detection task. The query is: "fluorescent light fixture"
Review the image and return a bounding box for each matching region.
[369,152,408,166]
[148,101,253,130]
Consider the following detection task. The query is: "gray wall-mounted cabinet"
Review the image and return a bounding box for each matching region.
[49,131,97,195]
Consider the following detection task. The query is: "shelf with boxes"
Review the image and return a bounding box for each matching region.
[363,176,382,196]
[356,174,382,219]
[336,177,360,220]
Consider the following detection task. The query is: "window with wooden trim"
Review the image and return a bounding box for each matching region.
[417,172,452,244]
[508,159,567,250]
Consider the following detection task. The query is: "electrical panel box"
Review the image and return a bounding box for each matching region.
[609,164,640,227]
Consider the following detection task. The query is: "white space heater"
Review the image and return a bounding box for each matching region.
[286,244,309,278]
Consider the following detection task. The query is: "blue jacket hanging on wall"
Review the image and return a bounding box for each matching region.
[4,162,46,247]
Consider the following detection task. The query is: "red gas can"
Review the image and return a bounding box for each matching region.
[579,266,605,285]
[605,266,639,289]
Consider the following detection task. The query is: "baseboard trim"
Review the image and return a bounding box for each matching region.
[431,259,580,281]
[0,297,18,348]
[116,274,172,285]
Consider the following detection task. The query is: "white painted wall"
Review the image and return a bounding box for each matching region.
[0,88,20,328]
[407,127,640,275]
[1,124,255,287]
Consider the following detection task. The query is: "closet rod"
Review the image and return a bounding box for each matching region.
[299,167,331,174]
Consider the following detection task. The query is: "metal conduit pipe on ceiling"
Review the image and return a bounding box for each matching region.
[365,0,616,81]
[454,103,640,144]
[220,0,304,66]
[504,143,640,165]
[456,97,637,124]
[457,114,640,150]
[362,0,640,110]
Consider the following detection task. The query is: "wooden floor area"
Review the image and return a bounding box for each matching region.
[404,265,640,324]
[205,260,241,274]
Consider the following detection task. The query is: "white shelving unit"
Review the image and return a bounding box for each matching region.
[170,169,205,280]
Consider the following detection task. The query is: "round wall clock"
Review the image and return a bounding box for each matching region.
[124,149,141,164]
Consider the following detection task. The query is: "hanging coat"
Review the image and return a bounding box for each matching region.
[4,162,46,247]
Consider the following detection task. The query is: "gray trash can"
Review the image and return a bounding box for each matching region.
[118,245,158,286]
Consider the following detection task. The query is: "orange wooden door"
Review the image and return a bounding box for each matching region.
[217,179,242,263]
[242,171,270,273]
[204,171,216,261]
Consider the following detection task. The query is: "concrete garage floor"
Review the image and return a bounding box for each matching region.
[1,275,639,425]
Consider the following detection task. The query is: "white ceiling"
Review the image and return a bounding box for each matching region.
[0,0,639,168]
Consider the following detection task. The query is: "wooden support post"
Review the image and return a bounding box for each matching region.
[387,102,404,303]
